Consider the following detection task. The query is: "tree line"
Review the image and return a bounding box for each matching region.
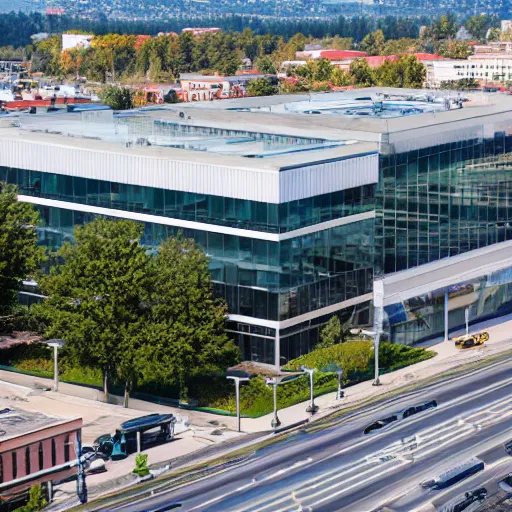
[2,11,499,53]
[29,18,482,86]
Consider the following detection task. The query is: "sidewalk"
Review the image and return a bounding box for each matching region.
[2,315,512,436]
[240,314,512,432]
[1,315,512,508]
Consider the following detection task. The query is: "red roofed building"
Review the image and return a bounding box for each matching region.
[412,53,446,61]
[364,55,399,68]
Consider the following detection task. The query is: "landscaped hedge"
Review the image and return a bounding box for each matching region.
[0,343,103,386]
[207,341,436,416]
[0,340,436,418]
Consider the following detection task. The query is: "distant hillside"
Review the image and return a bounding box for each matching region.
[39,0,511,20]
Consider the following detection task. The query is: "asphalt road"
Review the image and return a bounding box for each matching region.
[104,358,512,512]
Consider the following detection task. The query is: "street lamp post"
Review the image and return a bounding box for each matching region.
[227,375,250,432]
[301,366,318,414]
[266,377,281,428]
[45,339,65,392]
[336,368,344,400]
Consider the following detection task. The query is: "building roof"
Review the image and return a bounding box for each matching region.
[412,53,446,61]
[0,406,80,444]
[2,88,512,166]
[364,55,399,68]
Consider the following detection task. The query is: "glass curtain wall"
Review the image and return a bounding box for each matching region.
[33,205,374,322]
[0,167,374,234]
[376,125,512,276]
[386,267,512,345]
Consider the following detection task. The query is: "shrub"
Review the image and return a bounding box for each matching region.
[133,454,150,477]
[13,484,47,512]
[208,341,435,416]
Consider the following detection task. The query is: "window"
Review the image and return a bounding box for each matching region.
[38,442,44,471]
[64,435,70,463]
[12,452,17,479]
[25,447,31,475]
[51,439,56,466]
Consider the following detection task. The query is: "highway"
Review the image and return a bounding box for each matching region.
[103,357,512,512]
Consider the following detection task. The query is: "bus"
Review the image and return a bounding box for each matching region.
[422,458,484,490]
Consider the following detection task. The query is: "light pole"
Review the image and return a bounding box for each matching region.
[336,368,344,400]
[373,280,384,387]
[227,375,250,432]
[301,366,318,414]
[322,363,344,400]
[45,339,65,392]
[350,327,381,386]
[266,377,281,428]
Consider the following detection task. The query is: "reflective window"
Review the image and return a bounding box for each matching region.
[0,167,374,234]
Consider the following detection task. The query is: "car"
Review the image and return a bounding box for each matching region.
[504,439,512,456]
[498,473,512,493]
[453,488,487,512]
[364,400,438,434]
[402,400,437,419]
[364,415,398,434]
[453,331,489,349]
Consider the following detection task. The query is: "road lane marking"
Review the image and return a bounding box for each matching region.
[187,458,313,511]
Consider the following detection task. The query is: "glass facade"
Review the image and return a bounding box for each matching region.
[376,127,512,275]
[0,167,374,234]
[33,205,374,323]
[385,266,512,345]
[9,118,512,363]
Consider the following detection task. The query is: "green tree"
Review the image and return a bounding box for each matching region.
[33,218,151,406]
[438,40,472,59]
[317,316,343,349]
[0,183,41,315]
[382,38,420,56]
[375,55,425,88]
[330,67,351,87]
[311,58,334,81]
[255,56,276,74]
[143,235,239,401]
[329,36,353,50]
[246,77,277,97]
[360,29,385,56]
[239,28,259,62]
[13,485,47,512]
[101,85,134,110]
[316,314,356,349]
[431,14,458,41]
[148,52,163,82]
[465,15,496,41]
[349,58,376,86]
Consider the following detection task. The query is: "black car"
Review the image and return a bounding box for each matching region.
[364,415,398,434]
[453,488,487,512]
[402,400,437,419]
[505,439,512,456]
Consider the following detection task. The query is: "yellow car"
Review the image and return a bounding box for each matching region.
[453,331,489,349]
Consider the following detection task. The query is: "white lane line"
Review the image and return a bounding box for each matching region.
[188,458,313,511]
[253,459,403,512]
[299,460,410,509]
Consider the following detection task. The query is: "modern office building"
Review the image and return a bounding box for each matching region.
[1,89,512,365]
